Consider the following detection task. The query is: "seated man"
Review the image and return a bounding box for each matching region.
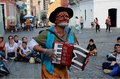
[106,45,117,61]
[102,44,120,76]
[106,37,120,61]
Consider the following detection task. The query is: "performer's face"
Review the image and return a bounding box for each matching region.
[55,12,69,28]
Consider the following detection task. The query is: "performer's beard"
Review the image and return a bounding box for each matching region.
[57,22,68,29]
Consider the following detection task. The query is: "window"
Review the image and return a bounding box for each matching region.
[85,10,86,21]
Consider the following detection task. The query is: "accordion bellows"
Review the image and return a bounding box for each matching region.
[72,45,90,70]
[53,42,90,70]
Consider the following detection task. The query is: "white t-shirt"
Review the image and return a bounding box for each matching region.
[80,18,84,23]
[28,39,39,50]
[5,42,18,53]
[20,45,31,55]
[15,40,22,47]
[75,18,80,25]
[116,54,120,64]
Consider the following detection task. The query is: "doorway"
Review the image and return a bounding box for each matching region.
[108,8,117,27]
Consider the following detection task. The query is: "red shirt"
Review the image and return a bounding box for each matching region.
[0,42,5,51]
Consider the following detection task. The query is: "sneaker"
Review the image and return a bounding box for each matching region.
[103,69,112,74]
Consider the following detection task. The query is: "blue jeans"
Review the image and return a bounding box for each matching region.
[17,50,37,62]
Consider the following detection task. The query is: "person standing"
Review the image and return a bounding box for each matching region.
[25,19,31,31]
[80,16,84,30]
[29,7,77,79]
[105,16,111,32]
[75,16,81,33]
[95,17,100,33]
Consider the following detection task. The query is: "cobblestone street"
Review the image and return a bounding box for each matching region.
[1,27,120,79]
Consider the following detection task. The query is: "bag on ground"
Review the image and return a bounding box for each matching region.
[0,60,10,76]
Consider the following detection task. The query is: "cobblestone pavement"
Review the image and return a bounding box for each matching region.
[1,27,120,79]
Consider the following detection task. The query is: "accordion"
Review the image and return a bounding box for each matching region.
[52,42,74,67]
[52,42,90,70]
[72,45,90,71]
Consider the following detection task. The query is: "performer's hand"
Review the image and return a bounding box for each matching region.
[44,49,56,60]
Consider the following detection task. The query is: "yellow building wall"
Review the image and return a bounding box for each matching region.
[47,0,61,25]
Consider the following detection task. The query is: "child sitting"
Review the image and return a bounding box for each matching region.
[87,39,97,56]
[16,42,32,62]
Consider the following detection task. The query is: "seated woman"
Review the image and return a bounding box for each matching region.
[0,35,5,59]
[87,39,97,56]
[5,35,18,60]
[16,42,32,62]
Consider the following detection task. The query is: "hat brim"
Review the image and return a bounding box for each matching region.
[49,7,73,23]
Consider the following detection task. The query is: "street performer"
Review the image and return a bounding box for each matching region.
[30,7,77,79]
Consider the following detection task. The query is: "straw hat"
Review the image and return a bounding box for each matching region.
[49,7,73,23]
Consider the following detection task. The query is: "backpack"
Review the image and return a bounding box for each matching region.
[0,60,10,76]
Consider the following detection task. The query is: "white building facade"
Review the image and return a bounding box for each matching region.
[69,0,120,28]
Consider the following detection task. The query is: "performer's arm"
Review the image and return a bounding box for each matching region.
[29,39,56,59]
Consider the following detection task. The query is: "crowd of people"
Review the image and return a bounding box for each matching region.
[86,37,120,77]
[91,16,111,33]
[0,34,41,63]
[8,18,42,32]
